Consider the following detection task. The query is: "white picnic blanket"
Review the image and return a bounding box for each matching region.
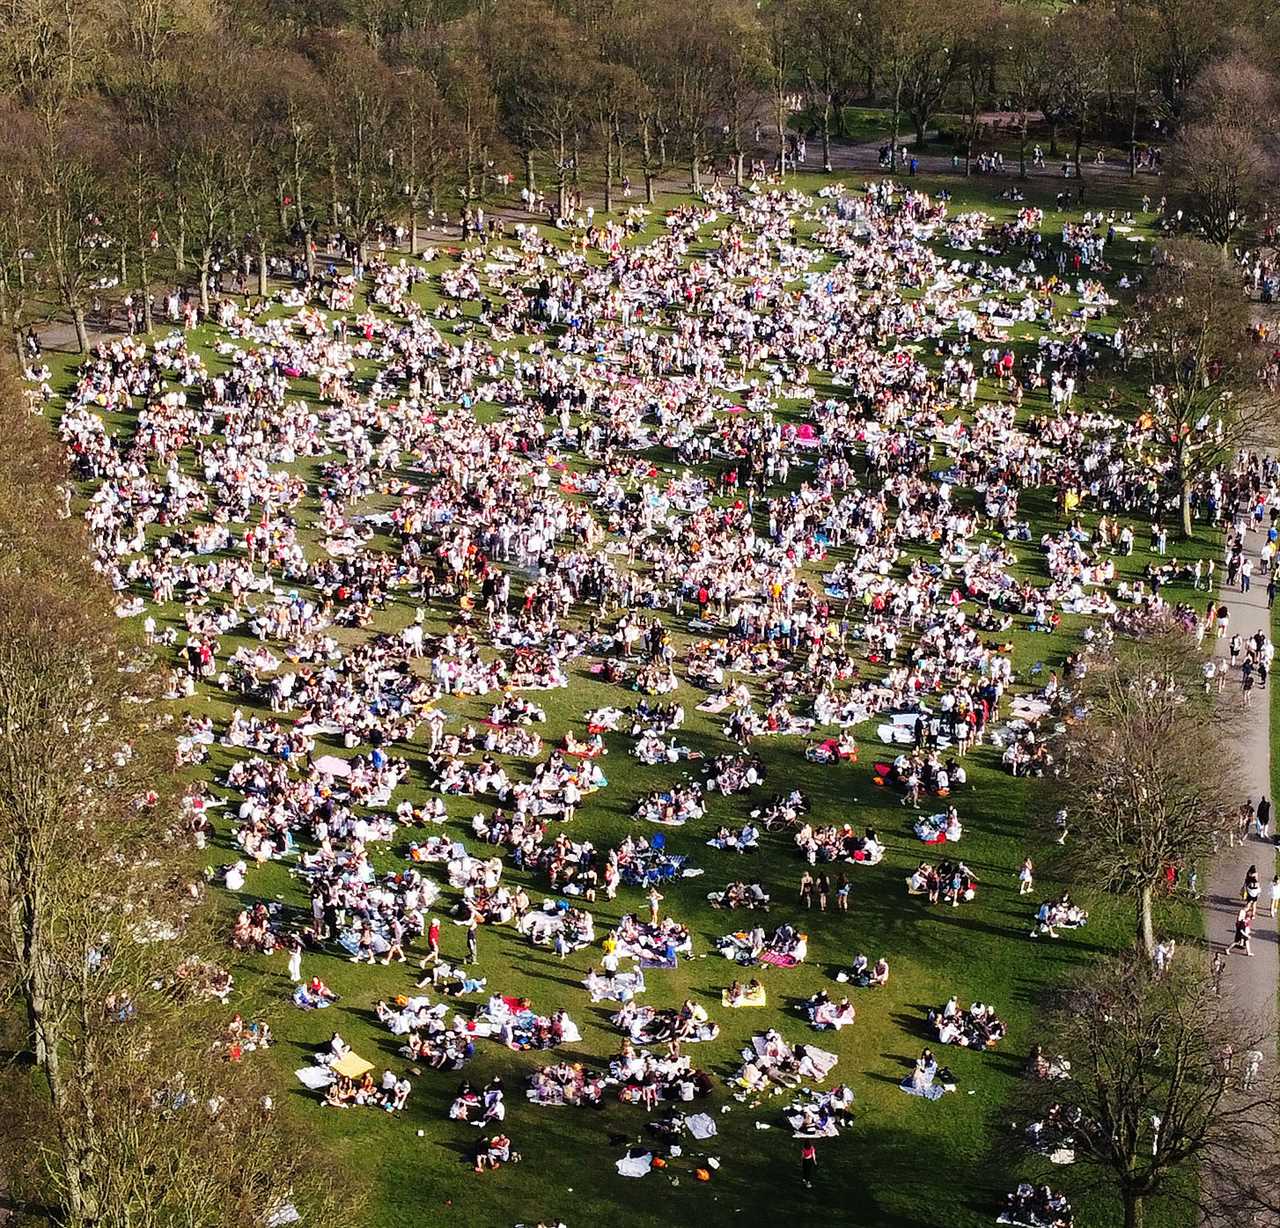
[295,1066,334,1091]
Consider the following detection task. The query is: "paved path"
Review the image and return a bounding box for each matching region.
[1207,520,1276,1040]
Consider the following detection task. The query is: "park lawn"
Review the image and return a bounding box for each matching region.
[41,168,1209,1228]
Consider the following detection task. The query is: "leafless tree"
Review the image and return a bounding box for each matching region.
[1011,950,1274,1228]
[1053,629,1238,954]
[1129,236,1280,536]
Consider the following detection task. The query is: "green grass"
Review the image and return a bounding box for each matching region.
[39,168,1209,1228]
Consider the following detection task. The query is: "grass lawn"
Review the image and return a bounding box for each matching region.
[40,167,1209,1228]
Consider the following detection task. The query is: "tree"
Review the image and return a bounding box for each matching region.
[394,65,457,254]
[619,0,674,203]
[794,0,859,173]
[1013,951,1272,1228]
[857,0,935,171]
[900,6,960,151]
[0,361,362,1226]
[590,60,645,212]
[0,103,43,359]
[1146,0,1229,123]
[1172,51,1280,250]
[1129,237,1280,536]
[1056,6,1111,186]
[486,0,596,218]
[723,1,767,186]
[662,0,727,190]
[37,123,115,352]
[439,35,498,208]
[1107,1,1155,178]
[112,121,166,334]
[1054,629,1237,955]
[312,32,397,266]
[956,3,999,177]
[1001,4,1048,179]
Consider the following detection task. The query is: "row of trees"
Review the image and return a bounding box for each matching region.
[0,0,1274,356]
[0,363,356,1223]
[1034,628,1270,1227]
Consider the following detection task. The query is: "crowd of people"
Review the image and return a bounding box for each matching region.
[32,161,1277,1217]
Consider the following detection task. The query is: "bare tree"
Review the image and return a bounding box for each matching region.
[1001,4,1049,179]
[956,2,999,177]
[1172,51,1280,249]
[0,361,363,1227]
[0,103,43,359]
[1129,237,1280,536]
[312,31,397,266]
[1012,951,1274,1228]
[794,0,859,174]
[1053,629,1238,954]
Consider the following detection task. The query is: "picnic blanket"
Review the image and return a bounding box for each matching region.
[686,1112,717,1140]
[759,949,799,969]
[616,1150,653,1178]
[295,1066,335,1091]
[722,984,767,1008]
[585,970,646,1003]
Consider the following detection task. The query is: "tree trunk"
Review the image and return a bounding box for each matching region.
[734,149,744,187]
[603,142,613,213]
[12,325,23,364]
[1129,97,1138,178]
[524,148,535,194]
[72,306,88,353]
[644,172,655,205]
[139,248,152,332]
[821,110,832,172]
[1180,480,1193,538]
[18,900,94,1225]
[690,139,700,191]
[1019,114,1028,179]
[257,248,268,298]
[198,256,210,316]
[1048,120,1059,157]
[409,201,420,256]
[1073,121,1085,187]
[1137,882,1155,958]
[890,94,902,171]
[1123,1190,1144,1228]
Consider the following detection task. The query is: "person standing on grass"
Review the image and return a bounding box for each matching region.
[647,887,663,926]
[1017,857,1034,895]
[799,869,814,909]
[427,917,441,961]
[801,1142,817,1188]
[836,873,850,912]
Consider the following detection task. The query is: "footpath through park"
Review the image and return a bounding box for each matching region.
[1208,518,1276,1042]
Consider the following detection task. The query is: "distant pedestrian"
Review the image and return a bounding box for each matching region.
[801,1142,817,1188]
[1230,905,1254,957]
